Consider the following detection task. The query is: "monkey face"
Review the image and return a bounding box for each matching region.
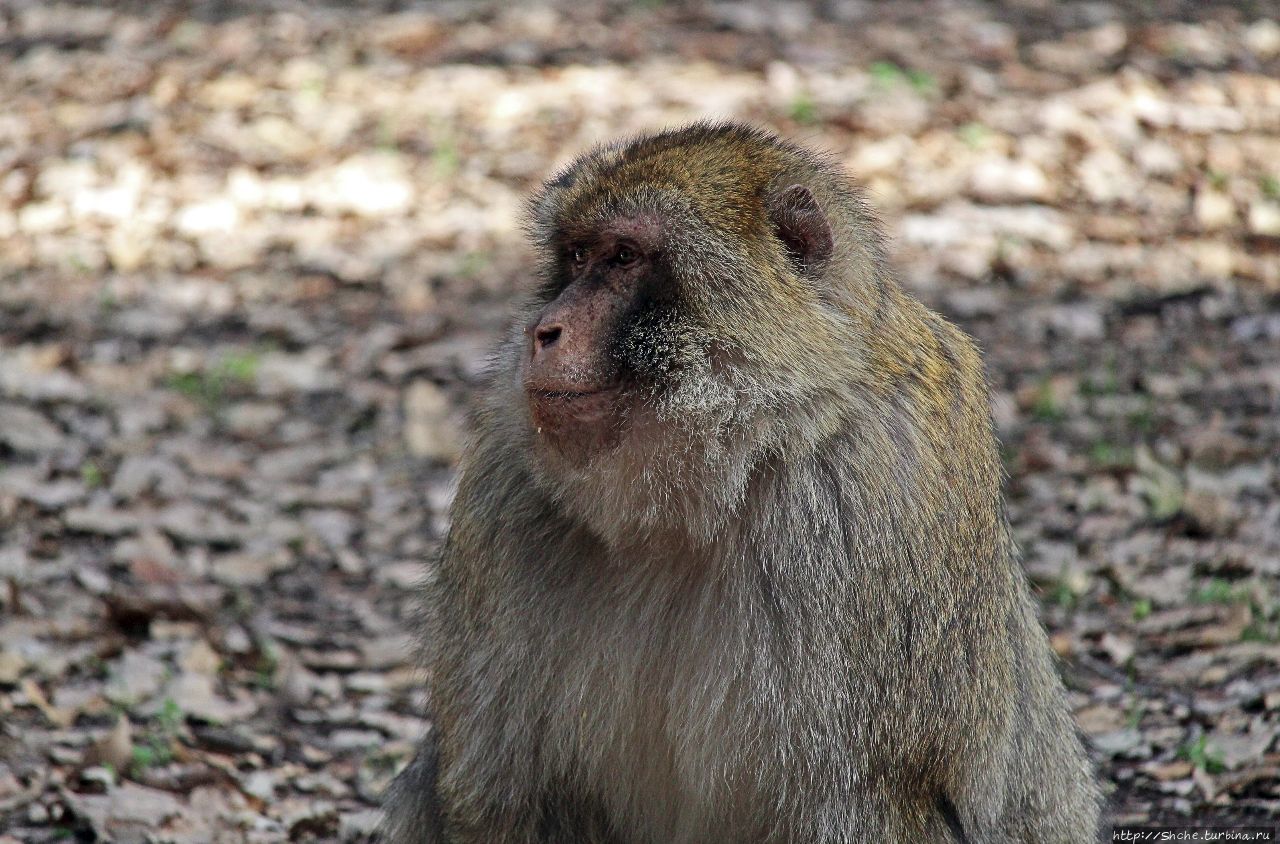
[521,195,840,469]
[522,214,684,456]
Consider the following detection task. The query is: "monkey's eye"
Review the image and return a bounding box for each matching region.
[614,245,638,266]
[570,247,588,267]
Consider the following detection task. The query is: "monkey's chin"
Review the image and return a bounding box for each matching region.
[527,386,625,457]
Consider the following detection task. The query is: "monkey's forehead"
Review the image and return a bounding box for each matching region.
[573,125,792,197]
[534,182,769,252]
[531,124,807,243]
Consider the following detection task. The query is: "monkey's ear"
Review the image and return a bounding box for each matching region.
[766,184,834,274]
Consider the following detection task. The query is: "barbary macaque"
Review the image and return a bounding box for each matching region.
[382,121,1099,843]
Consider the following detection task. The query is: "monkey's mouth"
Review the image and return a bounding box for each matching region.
[526,383,624,441]
[531,387,617,401]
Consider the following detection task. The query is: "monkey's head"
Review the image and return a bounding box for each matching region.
[505,122,892,545]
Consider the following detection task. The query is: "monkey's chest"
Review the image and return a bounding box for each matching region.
[535,592,765,843]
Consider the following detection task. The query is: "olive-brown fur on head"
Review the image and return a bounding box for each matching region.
[527,122,893,383]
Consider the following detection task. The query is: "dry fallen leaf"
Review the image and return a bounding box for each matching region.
[87,714,134,772]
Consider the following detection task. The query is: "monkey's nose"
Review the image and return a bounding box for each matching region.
[531,322,563,359]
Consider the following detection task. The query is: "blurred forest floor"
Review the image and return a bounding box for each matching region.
[1,0,1279,840]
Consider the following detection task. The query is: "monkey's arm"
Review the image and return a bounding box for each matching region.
[388,435,613,844]
[381,730,446,843]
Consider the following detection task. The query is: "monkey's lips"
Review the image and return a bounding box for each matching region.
[526,383,623,442]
